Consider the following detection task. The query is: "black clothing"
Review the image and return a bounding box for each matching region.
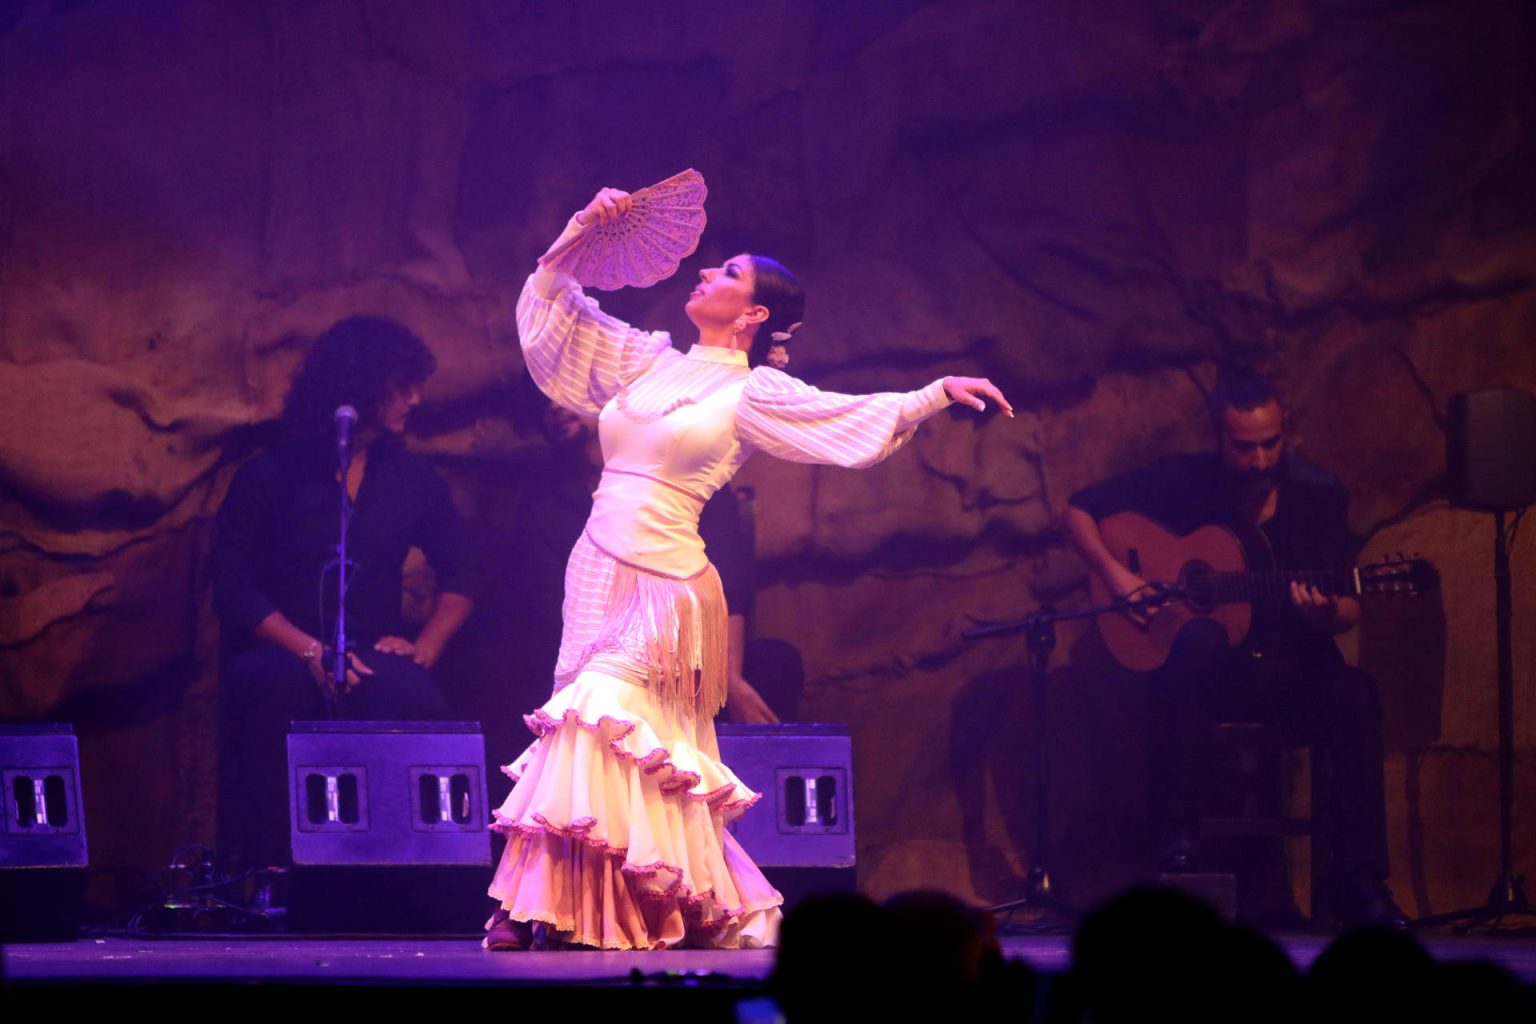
[1070,451,1391,879]
[699,484,755,621]
[220,646,448,868]
[213,434,476,648]
[501,446,598,708]
[213,434,471,869]
[1151,620,1390,877]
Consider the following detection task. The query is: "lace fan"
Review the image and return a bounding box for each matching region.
[539,168,709,291]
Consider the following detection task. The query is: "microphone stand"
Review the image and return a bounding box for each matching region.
[965,587,1182,927]
[328,429,354,720]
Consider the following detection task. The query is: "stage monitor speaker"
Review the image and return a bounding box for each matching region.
[1447,387,1536,511]
[285,720,490,933]
[717,723,856,908]
[1,724,88,942]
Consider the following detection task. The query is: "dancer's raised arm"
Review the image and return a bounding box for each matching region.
[517,189,672,416]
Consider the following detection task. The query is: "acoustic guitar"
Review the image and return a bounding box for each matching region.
[1089,511,1438,672]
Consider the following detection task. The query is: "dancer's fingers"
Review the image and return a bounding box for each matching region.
[976,379,1014,417]
[579,187,633,225]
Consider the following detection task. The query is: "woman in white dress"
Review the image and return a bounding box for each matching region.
[486,187,1012,951]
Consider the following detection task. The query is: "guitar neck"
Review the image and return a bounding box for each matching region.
[1204,568,1358,603]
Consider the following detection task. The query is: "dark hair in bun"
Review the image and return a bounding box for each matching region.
[748,254,804,368]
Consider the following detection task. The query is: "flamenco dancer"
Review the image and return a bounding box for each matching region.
[486,176,1012,951]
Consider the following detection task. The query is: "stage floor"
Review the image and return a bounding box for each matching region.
[5,931,1536,986]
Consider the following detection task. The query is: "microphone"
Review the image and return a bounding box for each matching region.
[335,405,358,460]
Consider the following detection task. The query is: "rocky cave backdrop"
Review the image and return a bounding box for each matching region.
[2,0,1533,917]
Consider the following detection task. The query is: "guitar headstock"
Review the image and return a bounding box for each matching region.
[1358,555,1440,596]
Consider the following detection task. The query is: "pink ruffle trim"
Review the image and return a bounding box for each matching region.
[486,823,784,936]
[505,706,760,818]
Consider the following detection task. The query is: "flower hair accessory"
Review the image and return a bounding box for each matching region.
[770,321,802,343]
[766,321,800,369]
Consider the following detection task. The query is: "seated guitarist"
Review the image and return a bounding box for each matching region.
[1061,370,1406,929]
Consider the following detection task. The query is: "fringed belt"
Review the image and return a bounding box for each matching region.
[580,530,728,720]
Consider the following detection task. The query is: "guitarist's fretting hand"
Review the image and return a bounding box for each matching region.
[1289,580,1360,634]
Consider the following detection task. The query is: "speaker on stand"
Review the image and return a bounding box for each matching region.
[1416,387,1536,931]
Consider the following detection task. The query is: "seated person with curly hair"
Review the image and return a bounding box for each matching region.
[214,317,476,870]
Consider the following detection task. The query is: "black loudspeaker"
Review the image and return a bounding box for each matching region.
[717,724,857,909]
[1,725,88,941]
[1447,388,1536,511]
[285,721,491,933]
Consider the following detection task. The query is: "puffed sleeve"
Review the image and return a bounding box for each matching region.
[516,215,674,416]
[735,368,952,469]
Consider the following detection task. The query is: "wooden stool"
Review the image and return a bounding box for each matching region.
[1197,721,1329,922]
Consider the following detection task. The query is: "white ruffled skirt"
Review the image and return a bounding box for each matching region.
[488,671,783,949]
[487,534,782,950]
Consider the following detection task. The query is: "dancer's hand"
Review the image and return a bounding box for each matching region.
[725,676,780,725]
[577,188,633,227]
[943,377,1014,417]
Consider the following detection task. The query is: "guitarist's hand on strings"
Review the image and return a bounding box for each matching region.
[1110,565,1162,626]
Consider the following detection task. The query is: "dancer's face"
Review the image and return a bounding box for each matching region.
[686,254,765,335]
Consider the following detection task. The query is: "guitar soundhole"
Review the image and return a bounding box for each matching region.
[1180,561,1217,613]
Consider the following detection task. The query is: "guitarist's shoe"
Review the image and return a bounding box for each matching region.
[1333,873,1409,931]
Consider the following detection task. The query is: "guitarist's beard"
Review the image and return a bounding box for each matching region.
[1224,464,1282,504]
[1233,465,1280,488]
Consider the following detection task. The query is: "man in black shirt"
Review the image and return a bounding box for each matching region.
[1062,372,1404,928]
[214,317,476,870]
